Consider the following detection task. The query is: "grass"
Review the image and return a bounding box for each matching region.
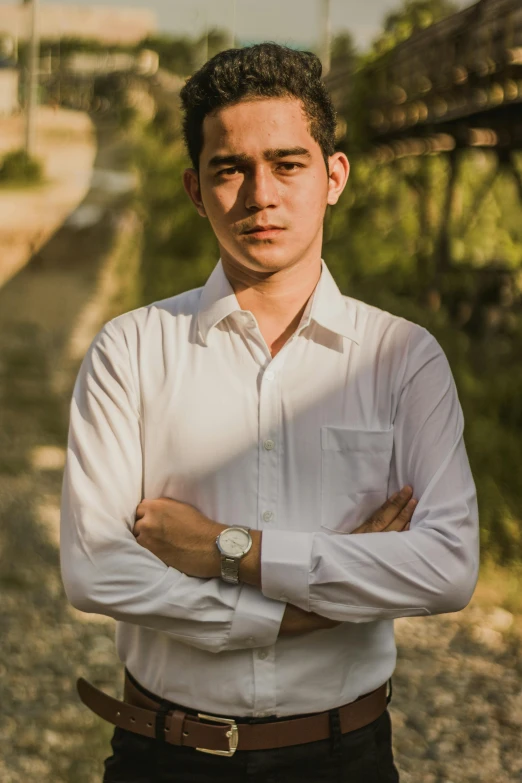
[0,149,44,186]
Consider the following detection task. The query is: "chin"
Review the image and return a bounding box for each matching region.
[238,243,302,272]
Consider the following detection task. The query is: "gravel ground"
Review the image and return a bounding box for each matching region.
[0,120,521,783]
[392,608,522,782]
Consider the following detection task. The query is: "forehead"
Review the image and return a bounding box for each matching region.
[200,97,319,161]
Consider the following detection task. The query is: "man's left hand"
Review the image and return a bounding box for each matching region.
[134,497,226,578]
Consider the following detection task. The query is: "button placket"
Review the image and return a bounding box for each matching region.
[255,358,284,717]
[258,361,281,532]
[259,380,280,524]
[252,645,277,716]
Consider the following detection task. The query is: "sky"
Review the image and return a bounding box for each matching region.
[0,0,471,50]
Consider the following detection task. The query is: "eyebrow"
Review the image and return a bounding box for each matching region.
[207,147,312,168]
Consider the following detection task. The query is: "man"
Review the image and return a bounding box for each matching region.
[60,43,479,782]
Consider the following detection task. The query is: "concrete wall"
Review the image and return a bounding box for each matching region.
[0,69,19,116]
[0,4,157,45]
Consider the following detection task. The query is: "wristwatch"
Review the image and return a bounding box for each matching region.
[216,526,252,584]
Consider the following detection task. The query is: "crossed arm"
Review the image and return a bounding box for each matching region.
[60,321,479,653]
[132,488,416,636]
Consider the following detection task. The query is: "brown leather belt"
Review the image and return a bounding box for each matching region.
[77,672,388,756]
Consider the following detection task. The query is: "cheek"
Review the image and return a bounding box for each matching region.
[204,186,239,224]
[287,178,327,224]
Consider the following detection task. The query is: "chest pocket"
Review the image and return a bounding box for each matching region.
[320,426,394,533]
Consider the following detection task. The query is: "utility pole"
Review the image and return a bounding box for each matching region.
[320,0,331,76]
[204,0,209,63]
[24,0,40,156]
[230,0,236,48]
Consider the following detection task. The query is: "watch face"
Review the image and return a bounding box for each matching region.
[219,528,251,558]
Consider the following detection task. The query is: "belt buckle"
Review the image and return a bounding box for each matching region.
[196,713,239,757]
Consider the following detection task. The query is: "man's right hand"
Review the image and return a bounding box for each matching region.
[278,486,417,636]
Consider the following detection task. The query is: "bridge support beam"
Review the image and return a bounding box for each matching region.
[457,156,499,239]
[435,148,459,281]
[509,152,522,205]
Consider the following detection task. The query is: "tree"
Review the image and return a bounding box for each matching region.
[330,31,357,68]
[375,0,458,51]
[139,35,194,75]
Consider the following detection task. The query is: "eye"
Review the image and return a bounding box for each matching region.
[277,162,302,172]
[218,166,242,177]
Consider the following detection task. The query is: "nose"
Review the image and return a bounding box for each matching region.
[244,165,280,212]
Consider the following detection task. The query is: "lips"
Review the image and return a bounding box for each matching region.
[242,225,285,239]
[243,225,284,234]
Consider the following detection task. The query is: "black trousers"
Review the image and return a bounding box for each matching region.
[103,676,400,783]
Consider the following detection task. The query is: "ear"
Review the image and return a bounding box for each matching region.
[182,168,207,218]
[326,152,350,206]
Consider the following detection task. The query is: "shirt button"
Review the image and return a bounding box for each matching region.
[257,650,268,660]
[263,439,275,451]
[262,510,274,523]
[246,636,254,645]
[264,370,275,381]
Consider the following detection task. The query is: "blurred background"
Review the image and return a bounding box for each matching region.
[0,0,521,780]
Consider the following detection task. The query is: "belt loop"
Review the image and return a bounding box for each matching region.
[328,707,343,781]
[155,698,172,742]
[386,677,393,706]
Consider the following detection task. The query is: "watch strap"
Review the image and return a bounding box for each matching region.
[220,555,240,584]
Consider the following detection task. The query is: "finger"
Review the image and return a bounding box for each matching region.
[133,516,148,537]
[136,499,151,519]
[366,486,413,531]
[384,499,417,531]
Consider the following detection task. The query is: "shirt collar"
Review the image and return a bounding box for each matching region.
[300,260,360,343]
[197,259,359,346]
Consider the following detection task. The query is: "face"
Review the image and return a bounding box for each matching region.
[183,97,350,276]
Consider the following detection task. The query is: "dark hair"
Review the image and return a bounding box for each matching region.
[179,43,337,170]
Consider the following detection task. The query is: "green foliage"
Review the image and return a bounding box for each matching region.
[336,0,522,563]
[139,34,195,75]
[331,31,358,67]
[205,29,233,61]
[137,28,230,75]
[23,29,230,77]
[323,151,522,564]
[373,0,458,52]
[0,149,43,185]
[383,0,458,33]
[134,130,217,305]
[18,37,135,67]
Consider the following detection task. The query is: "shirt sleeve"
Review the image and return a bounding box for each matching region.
[261,328,480,622]
[60,320,285,653]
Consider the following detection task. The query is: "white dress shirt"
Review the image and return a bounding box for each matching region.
[60,259,479,718]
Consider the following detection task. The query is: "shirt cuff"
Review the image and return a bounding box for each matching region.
[227,583,286,649]
[261,530,313,611]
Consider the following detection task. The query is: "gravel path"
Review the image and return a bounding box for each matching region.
[0,117,141,783]
[0,108,97,289]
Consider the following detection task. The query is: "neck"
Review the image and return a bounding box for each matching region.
[220,253,322,357]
